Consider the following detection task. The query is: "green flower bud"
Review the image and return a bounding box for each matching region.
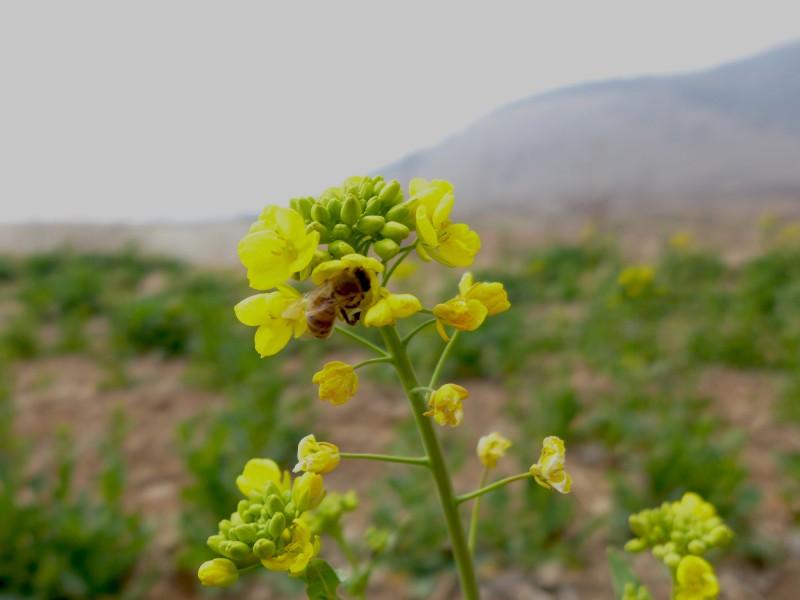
[372,179,385,195]
[356,215,385,234]
[358,179,374,199]
[267,494,285,518]
[331,224,351,241]
[373,238,400,260]
[651,544,667,560]
[385,203,410,223]
[327,199,342,222]
[311,203,331,225]
[198,558,239,589]
[364,527,389,554]
[623,538,647,553]
[232,523,259,545]
[207,534,225,553]
[296,197,314,221]
[329,240,356,258]
[663,552,681,569]
[687,539,707,555]
[378,180,403,208]
[264,481,282,499]
[341,196,362,226]
[222,540,251,561]
[364,196,382,216]
[707,525,733,547]
[237,500,253,523]
[306,222,331,244]
[247,491,265,504]
[283,502,296,523]
[268,513,287,539]
[219,519,233,536]
[380,221,410,242]
[252,538,276,560]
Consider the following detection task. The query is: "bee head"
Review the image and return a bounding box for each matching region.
[353,267,372,293]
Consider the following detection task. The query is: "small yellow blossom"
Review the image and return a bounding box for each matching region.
[363,288,423,327]
[234,285,308,357]
[238,206,320,290]
[529,436,572,494]
[312,361,358,405]
[294,434,340,474]
[292,471,326,513]
[198,558,239,588]
[408,178,481,267]
[458,272,511,316]
[310,253,384,286]
[433,297,488,341]
[618,265,655,299]
[260,518,321,576]
[669,231,694,250]
[674,556,719,600]
[477,432,512,468]
[236,458,291,498]
[423,384,468,427]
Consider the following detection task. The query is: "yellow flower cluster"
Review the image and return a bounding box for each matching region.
[529,436,572,494]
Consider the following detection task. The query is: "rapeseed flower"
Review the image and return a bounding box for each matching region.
[674,556,719,600]
[260,518,321,576]
[529,436,572,494]
[236,458,291,498]
[198,558,239,588]
[312,361,358,405]
[423,384,468,427]
[234,286,307,357]
[363,288,422,327]
[238,206,320,290]
[457,272,511,316]
[476,432,512,468]
[294,434,340,474]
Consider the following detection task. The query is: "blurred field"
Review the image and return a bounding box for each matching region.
[2,210,800,599]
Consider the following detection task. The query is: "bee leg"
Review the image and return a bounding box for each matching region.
[341,309,361,326]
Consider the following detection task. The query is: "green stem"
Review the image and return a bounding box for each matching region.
[379,326,480,600]
[330,525,359,570]
[334,326,388,357]
[353,356,394,370]
[339,452,429,467]
[381,243,417,286]
[468,467,489,554]
[402,318,437,347]
[455,473,531,505]
[429,330,460,389]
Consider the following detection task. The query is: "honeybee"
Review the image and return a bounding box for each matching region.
[298,267,373,339]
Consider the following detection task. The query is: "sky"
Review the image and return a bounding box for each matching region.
[1,2,799,224]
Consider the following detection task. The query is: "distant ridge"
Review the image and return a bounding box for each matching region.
[378,40,800,214]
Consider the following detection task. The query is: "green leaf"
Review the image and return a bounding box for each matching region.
[305,559,342,600]
[607,547,642,598]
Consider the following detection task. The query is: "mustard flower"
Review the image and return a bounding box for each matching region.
[198,558,239,588]
[238,206,320,290]
[235,458,291,498]
[529,436,572,494]
[260,518,321,576]
[234,285,308,357]
[618,265,655,298]
[458,272,511,316]
[294,434,340,475]
[310,253,384,287]
[433,297,488,341]
[292,471,326,513]
[408,178,481,267]
[423,384,468,427]
[477,432,512,468]
[312,361,358,405]
[363,288,422,327]
[674,556,719,600]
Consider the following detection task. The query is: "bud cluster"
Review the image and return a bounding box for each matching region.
[624,492,733,569]
[621,582,654,600]
[289,175,414,264]
[206,473,325,575]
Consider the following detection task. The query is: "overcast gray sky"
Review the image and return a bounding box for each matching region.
[1,1,799,223]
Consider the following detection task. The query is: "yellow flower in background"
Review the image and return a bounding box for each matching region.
[617,265,655,299]
[198,558,239,588]
[669,230,694,250]
[529,436,572,494]
[236,458,291,498]
[433,296,488,341]
[423,384,468,427]
[260,518,321,576]
[312,361,358,405]
[458,272,511,316]
[363,288,422,327]
[234,286,308,357]
[408,178,481,267]
[674,556,719,600]
[477,432,512,468]
[310,253,384,286]
[294,434,340,474]
[238,206,320,290]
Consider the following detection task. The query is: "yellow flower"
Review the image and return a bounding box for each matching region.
[234,285,308,357]
[260,518,321,576]
[312,361,358,405]
[310,253,384,286]
[423,384,468,427]
[236,458,291,498]
[238,206,320,290]
[408,178,481,267]
[292,471,326,513]
[458,272,511,316]
[477,432,512,468]
[529,436,572,494]
[433,297,487,341]
[674,556,719,600]
[669,231,694,250]
[198,558,239,588]
[293,434,340,474]
[618,265,655,298]
[363,288,423,327]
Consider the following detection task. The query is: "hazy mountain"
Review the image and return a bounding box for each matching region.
[378,41,800,213]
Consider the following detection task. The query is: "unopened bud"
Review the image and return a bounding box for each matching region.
[356,215,385,234]
[267,494,285,517]
[237,500,253,523]
[378,180,403,208]
[329,240,356,258]
[283,501,296,522]
[331,224,351,241]
[340,196,362,226]
[380,221,410,242]
[232,523,258,545]
[296,197,314,221]
[623,538,647,553]
[311,204,331,225]
[385,204,410,223]
[663,552,681,568]
[207,534,225,553]
[306,222,330,244]
[327,199,342,222]
[358,179,374,199]
[222,540,251,561]
[268,513,287,538]
[252,538,276,560]
[364,196,382,216]
[198,558,239,588]
[373,238,400,260]
[687,539,707,555]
